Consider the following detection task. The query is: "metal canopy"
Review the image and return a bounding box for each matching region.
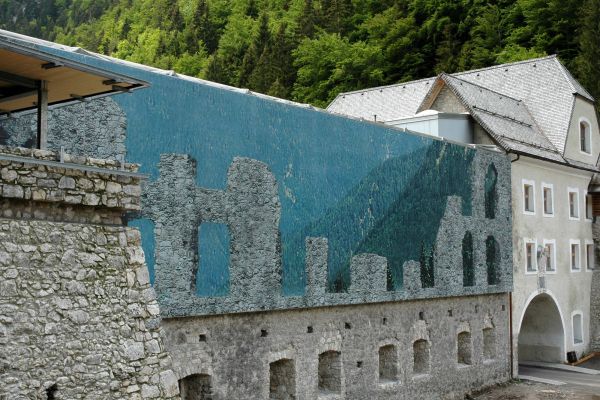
[0,35,148,149]
[0,43,148,114]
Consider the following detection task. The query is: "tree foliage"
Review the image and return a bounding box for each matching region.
[0,0,597,107]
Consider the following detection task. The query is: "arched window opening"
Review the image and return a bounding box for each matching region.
[484,164,498,219]
[483,328,496,360]
[179,374,212,400]
[269,359,296,399]
[378,344,399,382]
[413,339,430,374]
[318,351,342,395]
[486,236,500,285]
[462,232,474,287]
[580,120,591,154]
[457,331,472,365]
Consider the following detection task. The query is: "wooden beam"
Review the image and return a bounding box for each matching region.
[0,70,38,88]
[37,80,48,150]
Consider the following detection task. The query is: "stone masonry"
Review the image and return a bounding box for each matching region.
[0,146,181,400]
[162,293,511,400]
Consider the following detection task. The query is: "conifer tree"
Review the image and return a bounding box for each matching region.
[575,0,600,108]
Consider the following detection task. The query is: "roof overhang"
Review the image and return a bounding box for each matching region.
[0,36,148,114]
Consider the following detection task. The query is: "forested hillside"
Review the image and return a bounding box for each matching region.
[1,0,598,108]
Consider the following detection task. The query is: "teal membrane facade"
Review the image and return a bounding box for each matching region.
[0,40,513,317]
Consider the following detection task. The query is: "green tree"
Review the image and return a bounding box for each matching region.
[575,0,600,108]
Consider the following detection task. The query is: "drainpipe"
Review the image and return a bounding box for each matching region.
[509,292,514,377]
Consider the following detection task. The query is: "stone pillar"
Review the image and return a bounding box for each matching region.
[226,157,282,303]
[306,237,328,302]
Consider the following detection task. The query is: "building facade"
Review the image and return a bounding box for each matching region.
[1,29,515,399]
[328,56,600,372]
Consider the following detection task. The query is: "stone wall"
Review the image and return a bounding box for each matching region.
[0,98,127,161]
[162,293,511,400]
[0,146,181,400]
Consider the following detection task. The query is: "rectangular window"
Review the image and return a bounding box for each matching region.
[571,241,581,271]
[523,180,535,214]
[542,184,554,216]
[586,242,595,270]
[543,240,556,273]
[586,192,593,220]
[573,313,583,344]
[525,240,537,273]
[569,189,579,219]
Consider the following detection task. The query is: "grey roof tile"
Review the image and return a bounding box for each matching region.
[328,55,594,159]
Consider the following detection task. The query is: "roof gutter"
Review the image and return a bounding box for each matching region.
[507,149,599,174]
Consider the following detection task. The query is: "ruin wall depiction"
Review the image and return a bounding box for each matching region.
[0,145,181,400]
[142,145,512,317]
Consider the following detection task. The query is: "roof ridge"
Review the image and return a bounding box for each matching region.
[443,74,524,104]
[328,76,436,102]
[452,55,558,77]
[551,57,595,101]
[330,55,559,102]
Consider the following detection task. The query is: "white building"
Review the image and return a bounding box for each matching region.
[327,56,599,373]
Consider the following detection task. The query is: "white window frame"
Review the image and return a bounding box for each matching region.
[570,239,581,272]
[579,117,592,155]
[541,182,554,217]
[585,190,593,221]
[542,239,556,274]
[524,238,538,274]
[571,311,584,345]
[568,188,580,220]
[585,240,595,271]
[522,179,536,215]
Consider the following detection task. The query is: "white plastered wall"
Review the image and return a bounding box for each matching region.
[563,96,600,164]
[511,157,594,372]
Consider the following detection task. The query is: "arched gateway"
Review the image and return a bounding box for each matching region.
[518,292,565,363]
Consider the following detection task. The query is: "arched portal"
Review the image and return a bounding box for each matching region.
[518,293,565,363]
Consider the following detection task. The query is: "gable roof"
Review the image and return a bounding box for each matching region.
[327,55,595,160]
[422,74,564,163]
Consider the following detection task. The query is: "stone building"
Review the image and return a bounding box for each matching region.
[1,29,515,399]
[328,56,600,371]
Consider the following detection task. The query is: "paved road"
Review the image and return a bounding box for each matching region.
[519,365,600,391]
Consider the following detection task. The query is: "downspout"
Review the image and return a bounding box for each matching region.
[508,152,518,376]
[509,292,514,377]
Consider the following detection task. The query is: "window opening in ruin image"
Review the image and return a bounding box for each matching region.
[484,164,497,219]
[486,236,500,285]
[462,231,474,286]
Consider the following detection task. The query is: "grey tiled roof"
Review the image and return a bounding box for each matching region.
[326,77,435,122]
[327,55,595,163]
[435,75,564,162]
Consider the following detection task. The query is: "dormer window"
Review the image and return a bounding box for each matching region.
[580,119,591,154]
